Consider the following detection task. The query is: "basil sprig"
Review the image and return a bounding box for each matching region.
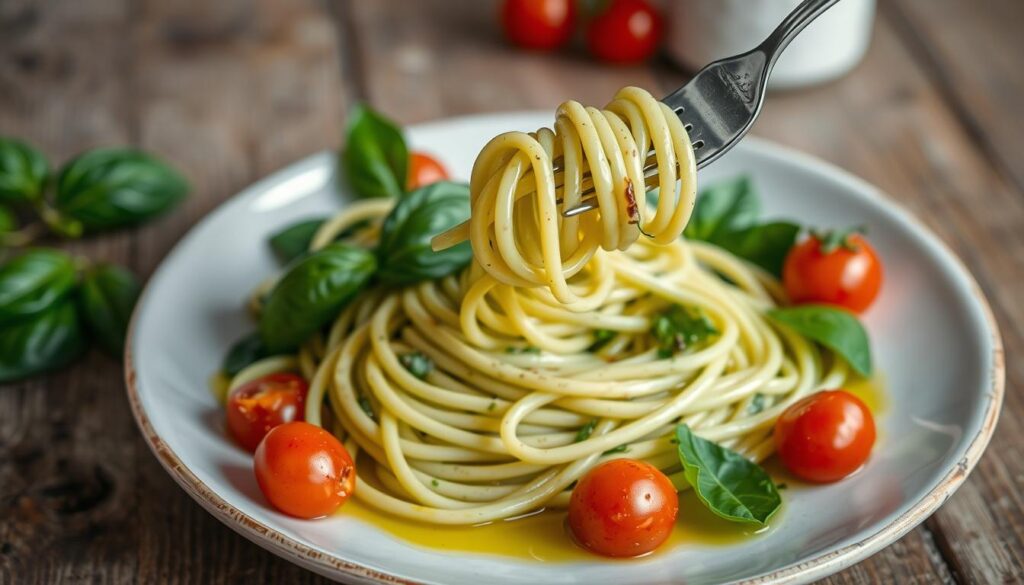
[55,148,188,232]
[683,176,800,276]
[78,264,142,357]
[0,299,86,383]
[0,249,76,324]
[342,104,409,199]
[0,249,144,382]
[0,137,187,382]
[0,137,49,202]
[767,305,873,376]
[259,243,377,352]
[375,181,472,286]
[675,425,782,525]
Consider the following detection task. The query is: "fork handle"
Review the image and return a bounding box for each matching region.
[759,0,843,70]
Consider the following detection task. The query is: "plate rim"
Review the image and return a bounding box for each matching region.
[124,115,1005,585]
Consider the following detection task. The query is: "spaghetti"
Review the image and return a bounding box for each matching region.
[227,88,851,525]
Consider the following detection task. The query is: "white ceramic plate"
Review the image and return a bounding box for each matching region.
[126,112,1004,585]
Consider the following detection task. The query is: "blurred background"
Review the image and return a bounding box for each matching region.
[1,0,1021,583]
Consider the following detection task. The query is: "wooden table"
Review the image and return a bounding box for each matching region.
[1,1,1021,582]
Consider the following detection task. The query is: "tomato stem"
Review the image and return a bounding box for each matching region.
[812,225,866,254]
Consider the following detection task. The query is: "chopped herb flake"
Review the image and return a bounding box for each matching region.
[587,329,615,352]
[575,420,597,442]
[602,444,630,455]
[748,393,767,415]
[399,351,433,379]
[505,345,541,354]
[358,395,375,420]
[651,305,718,357]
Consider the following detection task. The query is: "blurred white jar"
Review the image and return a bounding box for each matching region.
[666,0,876,89]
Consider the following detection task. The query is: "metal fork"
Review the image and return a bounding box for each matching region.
[563,0,841,217]
[431,0,840,250]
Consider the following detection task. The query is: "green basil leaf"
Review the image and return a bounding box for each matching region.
[714,221,801,276]
[683,176,758,241]
[675,425,781,525]
[222,331,275,376]
[0,299,85,382]
[259,243,377,352]
[767,305,873,376]
[0,249,76,324]
[375,181,472,285]
[0,137,49,203]
[78,264,141,357]
[342,104,408,199]
[269,218,327,264]
[682,176,800,277]
[0,205,15,233]
[55,148,188,231]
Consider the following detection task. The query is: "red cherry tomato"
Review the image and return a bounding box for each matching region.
[501,0,575,51]
[568,459,678,558]
[254,421,356,519]
[783,232,883,313]
[775,390,876,483]
[226,373,308,452]
[585,0,662,64]
[407,151,450,191]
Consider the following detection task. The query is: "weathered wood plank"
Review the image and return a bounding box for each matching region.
[888,0,1024,194]
[0,1,139,584]
[654,12,1024,584]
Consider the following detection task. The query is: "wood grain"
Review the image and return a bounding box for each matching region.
[888,0,1024,194]
[1,0,1021,583]
[0,1,138,583]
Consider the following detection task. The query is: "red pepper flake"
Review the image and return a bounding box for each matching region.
[624,178,639,224]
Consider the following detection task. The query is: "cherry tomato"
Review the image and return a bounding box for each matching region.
[501,0,575,51]
[775,390,876,483]
[226,373,308,452]
[568,459,678,558]
[407,151,449,191]
[783,231,883,313]
[254,421,356,519]
[585,0,662,64]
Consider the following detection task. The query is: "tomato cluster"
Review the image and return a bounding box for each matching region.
[226,373,356,519]
[501,0,662,64]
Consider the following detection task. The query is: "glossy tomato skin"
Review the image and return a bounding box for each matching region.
[254,421,356,519]
[585,0,662,64]
[568,459,678,557]
[226,373,308,452]
[407,151,450,191]
[501,0,575,51]
[775,390,876,483]
[783,234,883,313]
